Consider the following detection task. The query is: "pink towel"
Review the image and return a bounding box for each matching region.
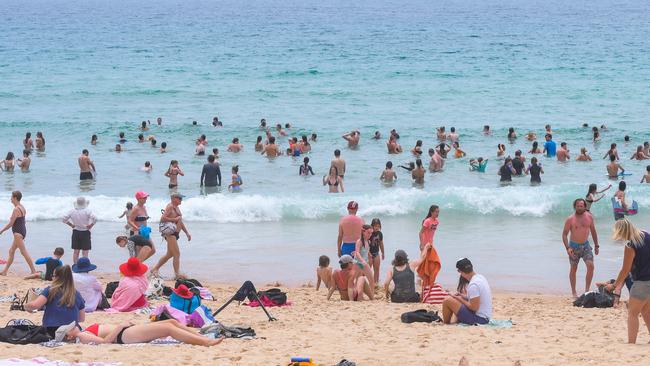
[109,275,148,312]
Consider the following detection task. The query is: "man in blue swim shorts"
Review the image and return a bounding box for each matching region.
[337,201,364,257]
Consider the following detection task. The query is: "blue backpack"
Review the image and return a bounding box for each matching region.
[170,291,201,314]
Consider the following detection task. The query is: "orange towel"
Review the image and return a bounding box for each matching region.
[417,246,441,290]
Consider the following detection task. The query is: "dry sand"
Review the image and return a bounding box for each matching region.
[0,273,648,366]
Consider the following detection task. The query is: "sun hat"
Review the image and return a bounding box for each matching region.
[339,255,354,264]
[172,284,194,299]
[73,197,89,210]
[54,321,77,342]
[119,257,148,277]
[347,201,358,210]
[135,191,149,200]
[72,257,97,273]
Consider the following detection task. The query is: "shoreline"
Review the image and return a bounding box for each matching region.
[0,274,646,366]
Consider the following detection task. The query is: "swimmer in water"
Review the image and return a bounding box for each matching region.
[606,154,624,179]
[310,133,317,142]
[196,134,208,146]
[373,131,381,140]
[390,129,400,140]
[275,124,287,136]
[195,143,205,156]
[212,148,220,160]
[142,161,152,172]
[592,127,600,142]
[140,121,148,131]
[469,157,487,173]
[23,132,33,151]
[411,159,425,184]
[342,130,360,148]
[437,143,451,159]
[630,145,648,160]
[526,132,537,141]
[436,127,446,141]
[544,124,552,135]
[165,160,184,189]
[160,142,167,153]
[212,116,222,127]
[156,117,162,125]
[529,141,541,154]
[114,144,122,152]
[387,135,402,154]
[138,134,144,143]
[557,142,570,161]
[150,139,157,147]
[261,136,280,157]
[254,136,264,152]
[17,150,31,172]
[323,166,343,193]
[411,140,423,156]
[585,183,612,211]
[227,138,243,152]
[1,152,15,172]
[118,132,126,144]
[448,127,459,143]
[91,135,97,145]
[483,125,491,135]
[289,137,302,156]
[429,148,444,172]
[452,141,466,158]
[576,147,592,161]
[299,157,314,176]
[35,132,45,152]
[507,127,517,140]
[641,165,650,183]
[603,143,619,160]
[228,165,243,192]
[300,135,311,153]
[259,119,267,129]
[643,141,649,156]
[380,161,397,183]
[497,144,506,158]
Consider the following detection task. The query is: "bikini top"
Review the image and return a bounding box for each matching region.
[134,216,149,222]
[327,177,339,186]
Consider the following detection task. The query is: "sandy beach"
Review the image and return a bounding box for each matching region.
[0,273,647,366]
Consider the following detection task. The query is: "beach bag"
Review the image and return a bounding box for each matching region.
[105,281,119,299]
[258,288,287,306]
[97,293,111,310]
[159,221,177,236]
[400,309,442,323]
[146,276,165,298]
[170,291,202,314]
[421,284,448,305]
[175,278,203,289]
[0,319,51,345]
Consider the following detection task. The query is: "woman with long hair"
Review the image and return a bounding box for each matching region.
[323,166,343,193]
[585,183,611,211]
[607,220,650,343]
[25,265,85,337]
[0,191,36,275]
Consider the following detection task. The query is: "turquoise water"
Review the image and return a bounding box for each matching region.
[1,0,649,289]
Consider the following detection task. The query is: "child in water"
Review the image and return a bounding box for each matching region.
[229,165,243,192]
[469,157,488,172]
[316,255,332,291]
[118,202,133,232]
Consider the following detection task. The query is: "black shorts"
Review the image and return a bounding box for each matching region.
[71,230,91,250]
[79,172,93,180]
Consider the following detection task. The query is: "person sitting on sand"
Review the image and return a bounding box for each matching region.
[327,254,374,302]
[72,257,103,313]
[316,255,333,291]
[54,319,222,346]
[442,258,492,325]
[110,258,148,312]
[24,247,64,281]
[380,161,397,183]
[383,245,432,303]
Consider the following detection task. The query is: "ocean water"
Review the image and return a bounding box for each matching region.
[1,0,649,291]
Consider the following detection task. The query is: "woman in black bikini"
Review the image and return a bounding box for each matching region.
[128,191,150,236]
[323,166,344,193]
[0,191,37,275]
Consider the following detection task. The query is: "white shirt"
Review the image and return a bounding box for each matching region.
[62,208,97,231]
[467,274,492,320]
[73,272,103,312]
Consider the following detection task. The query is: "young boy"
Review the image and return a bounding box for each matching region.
[380,161,397,183]
[24,247,64,281]
[641,165,650,183]
[316,255,333,291]
[115,232,154,262]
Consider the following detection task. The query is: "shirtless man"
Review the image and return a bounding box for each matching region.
[337,201,364,257]
[327,254,374,301]
[411,159,425,184]
[606,154,624,179]
[448,127,459,143]
[436,127,446,141]
[151,193,191,279]
[562,198,599,297]
[429,148,444,172]
[331,150,346,179]
[557,142,570,161]
[576,147,592,161]
[342,130,360,149]
[261,136,280,157]
[78,149,96,180]
[227,138,243,152]
[17,150,31,172]
[630,145,648,160]
[386,135,402,154]
[275,124,287,136]
[380,161,397,183]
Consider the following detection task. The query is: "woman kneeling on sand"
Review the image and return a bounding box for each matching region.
[54,319,221,346]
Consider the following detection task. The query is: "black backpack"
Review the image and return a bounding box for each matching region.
[258,288,287,306]
[175,278,203,289]
[105,281,119,299]
[401,309,442,323]
[0,319,51,345]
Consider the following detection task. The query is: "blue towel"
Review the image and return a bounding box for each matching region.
[458,319,513,328]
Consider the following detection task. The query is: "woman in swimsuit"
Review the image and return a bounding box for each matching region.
[0,191,37,275]
[57,319,222,346]
[128,192,149,237]
[323,166,344,193]
[35,132,45,152]
[164,160,184,189]
[299,157,314,176]
[228,165,243,192]
[254,136,264,152]
[529,141,541,154]
[585,183,612,211]
[411,140,423,156]
[300,135,311,153]
[23,132,34,150]
[1,152,15,172]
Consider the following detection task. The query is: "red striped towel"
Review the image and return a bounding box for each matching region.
[421,284,448,304]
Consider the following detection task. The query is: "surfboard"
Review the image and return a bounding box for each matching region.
[612,197,638,215]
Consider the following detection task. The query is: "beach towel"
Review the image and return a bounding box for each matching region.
[0,357,119,366]
[245,297,291,308]
[458,319,513,328]
[420,284,448,305]
[417,246,443,302]
[107,275,148,312]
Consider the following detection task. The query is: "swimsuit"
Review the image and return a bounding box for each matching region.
[84,323,100,336]
[79,171,93,180]
[116,325,133,344]
[369,231,382,257]
[341,243,355,257]
[12,207,26,239]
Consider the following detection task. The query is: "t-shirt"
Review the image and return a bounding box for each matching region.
[467,274,492,320]
[73,273,103,312]
[499,165,513,181]
[40,287,85,327]
[201,162,221,187]
[544,140,557,157]
[512,158,524,175]
[629,232,650,281]
[420,217,439,246]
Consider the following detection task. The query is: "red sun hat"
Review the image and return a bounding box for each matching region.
[173,284,194,299]
[119,257,148,277]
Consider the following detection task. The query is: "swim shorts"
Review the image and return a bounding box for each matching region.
[457,304,489,325]
[71,230,91,250]
[568,241,594,266]
[79,172,93,180]
[341,243,355,257]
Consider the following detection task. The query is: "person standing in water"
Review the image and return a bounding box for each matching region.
[151,193,191,279]
[228,165,243,192]
[78,149,96,180]
[261,136,281,157]
[342,130,360,149]
[323,166,344,193]
[331,149,346,179]
[165,160,184,189]
[299,157,314,176]
[17,150,31,172]
[525,157,543,184]
[585,184,611,211]
[419,205,439,251]
[411,159,425,184]
[542,134,556,158]
[200,155,221,189]
[0,191,37,276]
[562,198,599,298]
[35,132,45,152]
[380,161,397,183]
[337,201,364,257]
[606,154,624,179]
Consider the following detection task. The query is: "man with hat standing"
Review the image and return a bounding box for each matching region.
[441,258,492,325]
[151,193,191,279]
[72,257,103,312]
[337,201,364,257]
[62,197,97,264]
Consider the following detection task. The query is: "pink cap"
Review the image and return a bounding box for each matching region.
[135,191,149,200]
